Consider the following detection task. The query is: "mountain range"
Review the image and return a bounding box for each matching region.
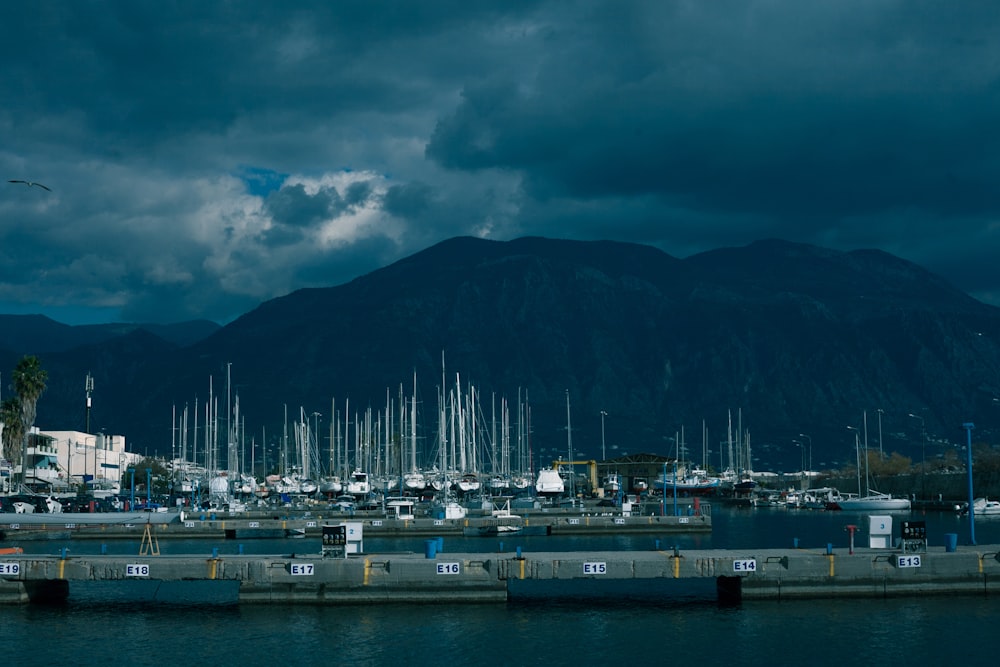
[2,236,999,473]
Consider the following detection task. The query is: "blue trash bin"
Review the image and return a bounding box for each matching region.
[944,533,958,552]
[424,539,438,559]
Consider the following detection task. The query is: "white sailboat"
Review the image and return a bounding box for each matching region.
[836,412,911,511]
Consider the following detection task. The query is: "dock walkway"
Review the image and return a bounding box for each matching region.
[1,543,998,605]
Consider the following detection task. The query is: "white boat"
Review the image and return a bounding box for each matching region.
[602,473,621,495]
[801,487,843,510]
[970,497,1000,516]
[403,470,427,494]
[454,473,480,495]
[752,490,787,508]
[835,492,911,511]
[318,476,342,496]
[654,468,721,495]
[535,467,565,497]
[345,470,370,497]
[835,413,911,512]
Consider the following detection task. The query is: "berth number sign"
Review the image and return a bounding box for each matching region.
[583,562,607,575]
[0,563,19,576]
[436,562,461,574]
[126,564,150,577]
[290,563,315,575]
[733,559,757,573]
[896,555,922,568]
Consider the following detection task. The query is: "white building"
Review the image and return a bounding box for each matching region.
[15,429,144,495]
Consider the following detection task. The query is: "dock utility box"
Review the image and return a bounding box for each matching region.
[322,521,364,558]
[900,520,927,553]
[868,515,892,549]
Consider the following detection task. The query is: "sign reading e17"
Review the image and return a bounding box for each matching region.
[290,563,315,575]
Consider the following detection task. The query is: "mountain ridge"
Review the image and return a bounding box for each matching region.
[5,236,998,473]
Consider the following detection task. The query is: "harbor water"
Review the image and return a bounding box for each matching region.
[2,505,999,665]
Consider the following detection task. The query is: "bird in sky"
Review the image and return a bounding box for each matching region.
[8,179,51,191]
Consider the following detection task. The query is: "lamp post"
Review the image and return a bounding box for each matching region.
[876,408,884,457]
[908,413,926,499]
[600,410,607,461]
[792,440,804,474]
[798,433,812,472]
[963,422,975,546]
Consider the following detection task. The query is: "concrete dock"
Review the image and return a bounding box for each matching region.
[1,543,998,605]
[0,509,710,540]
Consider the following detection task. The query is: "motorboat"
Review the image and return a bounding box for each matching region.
[969,497,1000,516]
[535,467,565,497]
[602,473,621,495]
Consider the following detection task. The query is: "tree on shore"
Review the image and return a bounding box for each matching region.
[0,397,24,466]
[11,356,47,485]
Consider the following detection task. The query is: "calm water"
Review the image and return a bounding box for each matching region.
[3,506,999,666]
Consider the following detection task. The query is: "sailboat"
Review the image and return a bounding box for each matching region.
[835,412,911,511]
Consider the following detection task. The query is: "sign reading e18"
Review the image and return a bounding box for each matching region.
[126,564,150,577]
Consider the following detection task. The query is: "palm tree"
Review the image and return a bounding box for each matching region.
[0,396,24,469]
[12,356,47,486]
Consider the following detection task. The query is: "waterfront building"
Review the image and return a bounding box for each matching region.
[12,429,143,494]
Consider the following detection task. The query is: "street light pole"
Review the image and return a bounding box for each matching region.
[908,413,926,499]
[876,408,884,457]
[963,422,975,546]
[600,410,607,461]
[798,433,812,472]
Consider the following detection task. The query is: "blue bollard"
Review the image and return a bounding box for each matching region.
[436,536,444,553]
[101,543,107,555]
[212,547,219,558]
[516,546,523,559]
[238,544,244,555]
[60,547,69,559]
[793,537,799,549]
[826,543,833,555]
[655,539,661,550]
[499,541,504,552]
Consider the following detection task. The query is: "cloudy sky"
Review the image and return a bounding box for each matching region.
[2,1,999,325]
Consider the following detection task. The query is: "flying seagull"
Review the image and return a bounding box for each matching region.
[8,179,51,191]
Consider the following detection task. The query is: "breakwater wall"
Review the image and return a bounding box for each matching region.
[2,543,999,605]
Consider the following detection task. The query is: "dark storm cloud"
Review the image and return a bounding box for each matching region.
[2,1,1000,324]
[266,185,343,228]
[383,182,434,219]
